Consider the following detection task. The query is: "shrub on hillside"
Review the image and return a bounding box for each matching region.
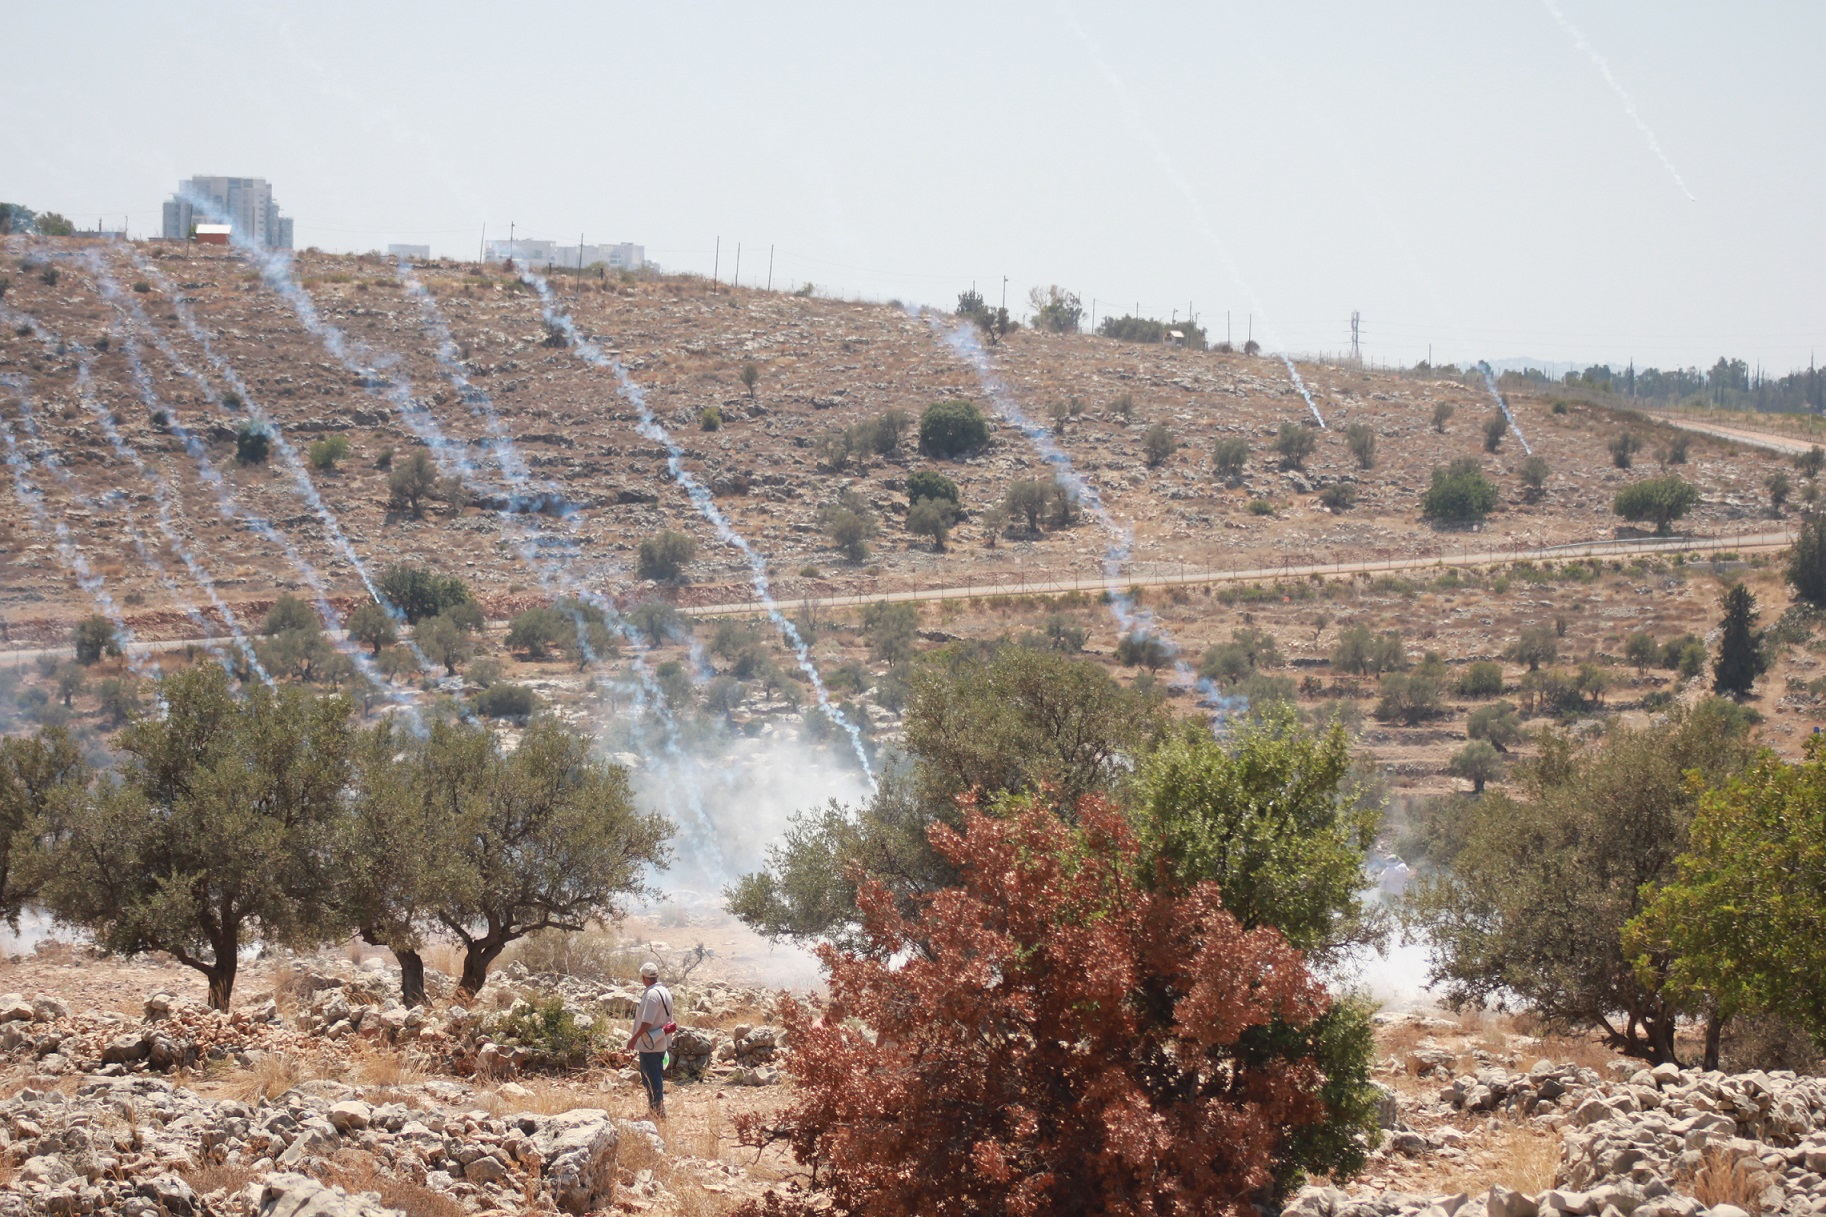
[1344,422,1376,469]
[1456,660,1504,698]
[1518,455,1549,499]
[235,421,273,466]
[72,615,120,666]
[472,682,536,720]
[1787,514,1826,609]
[740,794,1354,1215]
[1610,432,1642,469]
[1212,436,1249,484]
[1422,458,1499,525]
[1483,414,1508,453]
[1613,475,1699,534]
[1318,483,1358,511]
[904,469,959,508]
[377,564,473,624]
[637,529,697,583]
[1142,424,1175,468]
[1373,672,1443,724]
[307,434,350,470]
[1432,402,1455,433]
[918,399,990,459]
[1274,421,1316,470]
[387,448,438,516]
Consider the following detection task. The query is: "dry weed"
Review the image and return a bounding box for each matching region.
[320,1149,467,1217]
[225,1052,306,1104]
[1688,1145,1770,1215]
[352,1048,428,1089]
[1408,1123,1560,1196]
[180,1162,258,1197]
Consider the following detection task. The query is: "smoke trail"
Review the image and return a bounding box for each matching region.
[518,269,876,782]
[7,292,273,683]
[1477,362,1534,455]
[0,379,160,682]
[936,318,1233,714]
[112,249,444,697]
[394,261,721,846]
[1538,0,1697,203]
[1058,8,1325,427]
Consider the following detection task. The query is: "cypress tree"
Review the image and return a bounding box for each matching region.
[1712,584,1769,698]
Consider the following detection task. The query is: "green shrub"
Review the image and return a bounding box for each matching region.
[489,996,602,1070]
[307,434,350,470]
[235,422,273,465]
[1517,455,1549,498]
[1344,423,1376,470]
[1432,402,1455,433]
[1613,475,1699,534]
[1212,436,1249,483]
[905,470,960,508]
[1275,422,1316,470]
[473,682,537,719]
[1609,433,1642,469]
[1318,483,1357,511]
[1422,458,1499,525]
[637,529,697,582]
[1456,660,1504,697]
[699,406,723,431]
[1247,498,1275,516]
[1142,424,1174,468]
[1373,672,1443,724]
[918,399,991,459]
[72,615,121,666]
[1483,414,1508,453]
[377,565,473,623]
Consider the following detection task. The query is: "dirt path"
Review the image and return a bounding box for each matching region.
[1630,410,1823,456]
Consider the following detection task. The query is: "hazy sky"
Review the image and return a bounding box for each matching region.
[6,1,1821,371]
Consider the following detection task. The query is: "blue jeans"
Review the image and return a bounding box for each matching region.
[638,1051,666,1112]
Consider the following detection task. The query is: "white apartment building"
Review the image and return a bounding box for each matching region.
[484,238,644,271]
[162,177,293,249]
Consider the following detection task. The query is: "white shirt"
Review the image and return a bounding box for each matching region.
[634,983,673,1054]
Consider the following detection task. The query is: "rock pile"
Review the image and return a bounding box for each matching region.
[0,1072,626,1215]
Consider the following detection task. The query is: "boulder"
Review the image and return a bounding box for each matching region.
[528,1108,619,1214]
[0,993,36,1023]
[101,1034,149,1065]
[258,1173,404,1217]
[328,1100,372,1132]
[1487,1186,1539,1217]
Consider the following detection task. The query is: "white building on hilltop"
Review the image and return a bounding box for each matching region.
[484,238,644,272]
[162,177,293,249]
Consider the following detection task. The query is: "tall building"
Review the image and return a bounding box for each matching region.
[162,177,293,249]
[484,238,644,271]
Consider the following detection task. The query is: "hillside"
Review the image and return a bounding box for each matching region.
[2,237,1822,795]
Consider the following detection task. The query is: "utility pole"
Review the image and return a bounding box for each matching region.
[767,244,774,292]
[734,242,741,288]
[712,236,720,290]
[1002,276,1008,312]
[1227,311,1232,347]
[1350,311,1360,365]
[578,232,585,282]
[479,223,485,265]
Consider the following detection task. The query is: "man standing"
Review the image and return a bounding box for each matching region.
[626,961,674,1119]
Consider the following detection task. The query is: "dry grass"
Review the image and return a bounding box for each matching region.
[1687,1145,1772,1215]
[475,1077,622,1117]
[350,1047,430,1089]
[1408,1122,1561,1196]
[179,1162,258,1198]
[223,1051,307,1104]
[319,1150,468,1217]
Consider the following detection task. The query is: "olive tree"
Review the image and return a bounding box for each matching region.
[28,668,355,1009]
[412,718,671,997]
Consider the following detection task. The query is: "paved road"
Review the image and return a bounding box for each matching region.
[3,530,1794,663]
[1630,410,1822,457]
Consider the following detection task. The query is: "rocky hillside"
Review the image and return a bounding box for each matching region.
[0,238,1794,643]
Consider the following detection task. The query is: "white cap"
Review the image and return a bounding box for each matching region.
[639,960,660,979]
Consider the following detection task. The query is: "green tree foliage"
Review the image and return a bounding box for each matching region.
[1344,422,1377,470]
[1712,583,1768,698]
[1274,422,1316,470]
[1373,673,1443,724]
[1483,414,1508,453]
[36,212,74,237]
[906,497,956,552]
[1318,483,1358,512]
[1506,624,1559,672]
[1422,458,1499,525]
[1769,471,1793,513]
[1330,625,1405,676]
[387,448,439,517]
[1212,436,1249,484]
[346,602,398,655]
[1626,738,1826,1053]
[626,600,687,647]
[739,361,759,397]
[507,606,570,660]
[1613,475,1699,534]
[861,600,919,663]
[1027,284,1083,334]
[955,289,1013,344]
[637,529,697,583]
[0,729,82,925]
[699,406,722,432]
[72,615,120,666]
[1448,740,1503,794]
[1624,631,1660,673]
[1660,434,1690,466]
[53,662,84,708]
[413,612,474,675]
[819,489,877,563]
[1796,445,1825,479]
[1609,432,1642,469]
[1432,402,1455,433]
[918,399,991,458]
[256,596,345,685]
[1199,626,1282,688]
[1466,701,1523,751]
[1787,513,1826,608]
[1518,455,1550,500]
[1403,699,1755,1063]
[234,421,273,465]
[1003,478,1050,533]
[27,668,355,1009]
[1142,424,1175,469]
[377,564,473,624]
[1116,630,1172,672]
[263,594,318,636]
[371,718,666,996]
[472,682,537,719]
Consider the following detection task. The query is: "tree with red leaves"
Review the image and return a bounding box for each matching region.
[739,792,1343,1217]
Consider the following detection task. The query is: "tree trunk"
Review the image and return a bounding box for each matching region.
[458,936,512,999]
[206,960,236,1012]
[1704,1007,1724,1071]
[397,949,427,1009]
